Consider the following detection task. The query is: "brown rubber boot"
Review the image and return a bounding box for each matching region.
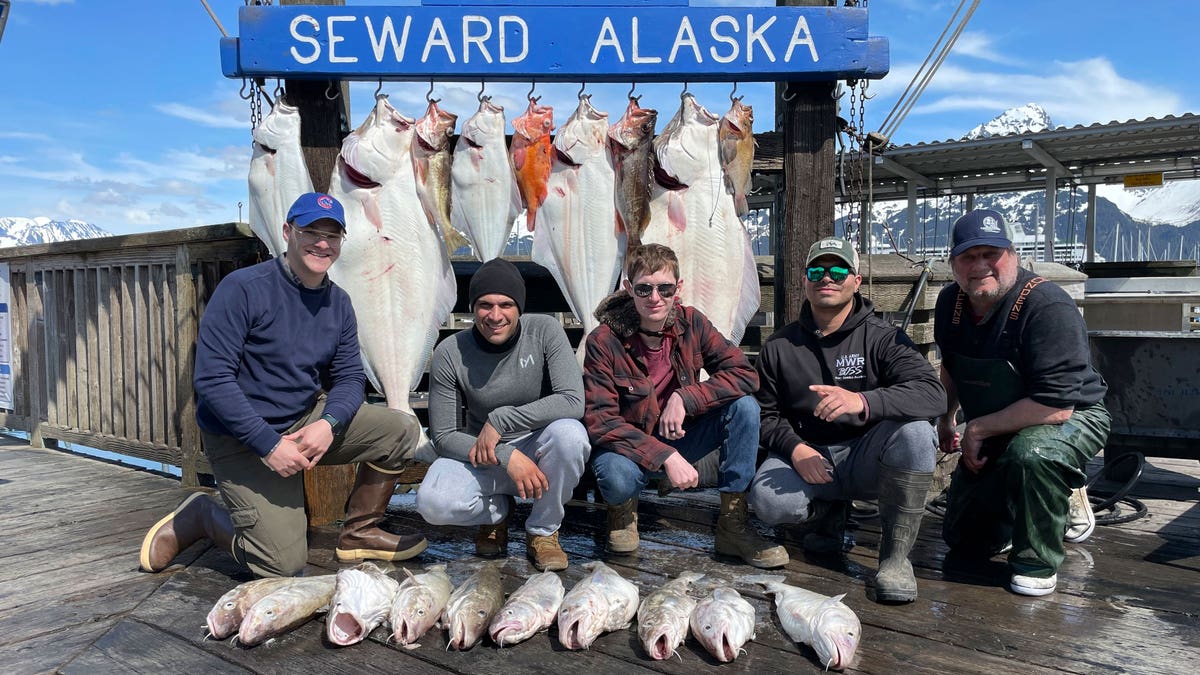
[527,531,569,571]
[336,464,427,562]
[871,467,933,603]
[139,492,235,572]
[476,496,514,558]
[606,497,639,553]
[715,492,789,569]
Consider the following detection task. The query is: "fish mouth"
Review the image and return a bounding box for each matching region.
[339,157,381,189]
[449,620,477,651]
[255,142,277,155]
[650,633,672,660]
[328,611,365,646]
[393,618,414,645]
[489,621,523,645]
[720,633,736,662]
[561,619,585,650]
[828,644,845,670]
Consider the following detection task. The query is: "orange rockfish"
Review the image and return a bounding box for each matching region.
[510,99,555,231]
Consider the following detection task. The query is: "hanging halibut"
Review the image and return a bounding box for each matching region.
[328,96,456,460]
[247,100,313,257]
[644,94,760,344]
[450,98,521,261]
[413,100,471,255]
[609,98,658,250]
[719,98,756,218]
[510,99,555,232]
[532,96,622,353]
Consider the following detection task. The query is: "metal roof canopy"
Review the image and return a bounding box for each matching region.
[751,114,1200,261]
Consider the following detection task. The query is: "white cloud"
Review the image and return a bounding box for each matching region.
[155,103,245,129]
[952,31,1022,66]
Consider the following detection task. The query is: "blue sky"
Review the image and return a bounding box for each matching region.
[1,1,1196,235]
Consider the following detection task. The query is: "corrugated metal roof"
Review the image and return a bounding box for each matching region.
[752,113,1200,201]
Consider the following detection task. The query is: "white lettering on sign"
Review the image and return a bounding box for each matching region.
[499,16,528,63]
[784,16,818,63]
[668,17,701,64]
[365,16,411,62]
[709,16,739,64]
[463,15,493,64]
[328,15,357,63]
[631,17,661,64]
[746,15,776,63]
[591,17,623,63]
[290,15,321,65]
[423,18,454,63]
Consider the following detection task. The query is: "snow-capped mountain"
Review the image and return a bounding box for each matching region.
[964,103,1054,140]
[0,217,111,248]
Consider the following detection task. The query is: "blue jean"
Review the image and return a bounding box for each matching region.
[591,396,760,504]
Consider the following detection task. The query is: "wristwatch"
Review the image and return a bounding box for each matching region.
[320,413,341,432]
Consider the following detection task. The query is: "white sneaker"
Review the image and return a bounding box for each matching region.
[1064,486,1095,543]
[1011,573,1057,596]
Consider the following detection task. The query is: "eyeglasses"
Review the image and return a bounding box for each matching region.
[292,228,345,246]
[632,283,678,298]
[806,265,852,283]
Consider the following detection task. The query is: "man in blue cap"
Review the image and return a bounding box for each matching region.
[934,208,1109,596]
[139,192,429,577]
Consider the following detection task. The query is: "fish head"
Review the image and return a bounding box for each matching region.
[391,585,441,646]
[459,98,505,148]
[488,599,542,646]
[415,100,458,152]
[512,100,555,142]
[679,93,720,127]
[447,598,494,650]
[553,97,609,162]
[326,566,397,646]
[809,597,861,671]
[556,587,606,650]
[207,585,258,640]
[609,99,658,150]
[690,590,754,663]
[638,608,688,661]
[340,96,414,184]
[237,593,290,647]
[721,99,754,139]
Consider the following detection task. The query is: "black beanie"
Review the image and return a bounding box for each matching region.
[469,258,526,313]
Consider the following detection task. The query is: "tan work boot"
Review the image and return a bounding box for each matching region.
[336,464,428,562]
[715,492,789,569]
[607,497,640,553]
[139,492,235,572]
[527,531,569,571]
[476,496,514,558]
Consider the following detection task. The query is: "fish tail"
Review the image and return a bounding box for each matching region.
[442,227,471,254]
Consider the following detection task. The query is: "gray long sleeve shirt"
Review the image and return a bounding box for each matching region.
[428,314,585,466]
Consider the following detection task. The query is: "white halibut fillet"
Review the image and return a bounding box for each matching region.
[247,100,313,257]
[532,96,623,356]
[450,98,521,261]
[645,94,760,345]
[328,96,456,460]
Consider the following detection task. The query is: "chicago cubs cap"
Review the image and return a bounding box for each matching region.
[285,192,346,231]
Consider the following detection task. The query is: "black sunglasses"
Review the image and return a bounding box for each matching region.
[632,283,678,298]
[806,265,852,283]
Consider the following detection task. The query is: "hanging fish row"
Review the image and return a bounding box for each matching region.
[205,562,861,670]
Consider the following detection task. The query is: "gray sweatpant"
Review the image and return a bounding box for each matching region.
[203,396,421,577]
[749,419,937,526]
[415,419,590,536]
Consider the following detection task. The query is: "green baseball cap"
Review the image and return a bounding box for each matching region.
[806,238,860,271]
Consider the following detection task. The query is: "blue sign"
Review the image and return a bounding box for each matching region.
[220,2,888,82]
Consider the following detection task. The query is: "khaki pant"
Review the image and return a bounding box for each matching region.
[203,396,420,577]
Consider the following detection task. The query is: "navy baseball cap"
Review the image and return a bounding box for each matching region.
[286,192,346,231]
[951,209,1012,257]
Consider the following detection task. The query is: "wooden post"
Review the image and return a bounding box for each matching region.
[24,268,45,449]
[175,245,201,488]
[280,0,357,526]
[775,0,838,325]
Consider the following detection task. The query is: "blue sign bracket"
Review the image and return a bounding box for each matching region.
[220,2,889,83]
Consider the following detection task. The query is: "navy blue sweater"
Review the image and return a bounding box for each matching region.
[194,258,365,456]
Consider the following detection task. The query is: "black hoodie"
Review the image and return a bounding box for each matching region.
[756,294,947,456]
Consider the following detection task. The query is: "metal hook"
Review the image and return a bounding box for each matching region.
[324,81,340,101]
[274,80,284,100]
[477,80,489,102]
[781,83,797,103]
[730,82,742,102]
[577,81,588,100]
[373,80,384,98]
[426,80,439,104]
[681,81,691,99]
[627,82,639,101]
[527,81,540,103]
[238,79,251,100]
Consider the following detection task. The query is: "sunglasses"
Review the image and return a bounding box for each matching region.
[806,265,852,283]
[632,283,678,298]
